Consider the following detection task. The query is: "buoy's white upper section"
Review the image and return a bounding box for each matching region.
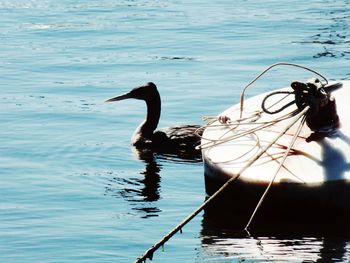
[202,81,350,185]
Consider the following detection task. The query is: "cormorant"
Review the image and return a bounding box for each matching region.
[106,82,202,157]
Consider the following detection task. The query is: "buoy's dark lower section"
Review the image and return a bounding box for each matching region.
[204,171,350,231]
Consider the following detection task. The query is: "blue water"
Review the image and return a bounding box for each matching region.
[1,0,350,262]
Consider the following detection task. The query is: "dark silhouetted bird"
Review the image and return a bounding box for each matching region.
[106,82,202,157]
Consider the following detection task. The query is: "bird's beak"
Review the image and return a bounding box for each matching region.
[105,92,132,102]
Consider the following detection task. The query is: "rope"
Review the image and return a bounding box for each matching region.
[134,106,310,263]
[244,114,307,231]
[239,62,328,118]
[198,110,298,150]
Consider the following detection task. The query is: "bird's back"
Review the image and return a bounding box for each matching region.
[154,125,202,151]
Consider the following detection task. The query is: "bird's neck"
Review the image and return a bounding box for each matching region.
[137,95,161,139]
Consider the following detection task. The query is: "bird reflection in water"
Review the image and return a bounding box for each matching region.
[105,150,162,218]
[133,149,162,203]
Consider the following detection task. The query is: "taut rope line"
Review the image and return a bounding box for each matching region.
[244,114,307,231]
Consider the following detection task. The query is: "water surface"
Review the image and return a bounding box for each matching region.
[1,0,350,262]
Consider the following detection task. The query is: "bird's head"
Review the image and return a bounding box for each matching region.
[105,82,159,103]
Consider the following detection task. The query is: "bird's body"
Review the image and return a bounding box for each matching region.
[106,82,202,157]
